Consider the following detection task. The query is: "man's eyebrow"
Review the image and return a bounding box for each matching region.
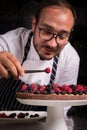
[39,24,54,30]
[39,24,70,34]
[59,30,70,34]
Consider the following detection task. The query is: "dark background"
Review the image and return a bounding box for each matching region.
[0,0,87,84]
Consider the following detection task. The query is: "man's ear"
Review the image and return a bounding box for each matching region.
[32,16,36,32]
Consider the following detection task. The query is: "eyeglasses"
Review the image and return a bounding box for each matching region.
[38,27,70,44]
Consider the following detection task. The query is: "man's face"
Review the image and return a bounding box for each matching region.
[32,6,74,60]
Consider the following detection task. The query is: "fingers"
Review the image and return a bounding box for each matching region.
[0,51,25,79]
[7,52,25,77]
[0,63,10,78]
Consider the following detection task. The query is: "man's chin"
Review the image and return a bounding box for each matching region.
[39,55,54,60]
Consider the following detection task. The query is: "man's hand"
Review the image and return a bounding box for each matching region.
[0,51,24,79]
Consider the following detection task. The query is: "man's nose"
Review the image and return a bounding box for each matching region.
[47,37,57,48]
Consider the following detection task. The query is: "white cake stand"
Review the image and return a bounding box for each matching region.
[17,98,87,130]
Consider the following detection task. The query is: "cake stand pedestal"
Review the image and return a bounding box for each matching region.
[17,98,87,130]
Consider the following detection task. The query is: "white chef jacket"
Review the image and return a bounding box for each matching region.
[0,27,80,86]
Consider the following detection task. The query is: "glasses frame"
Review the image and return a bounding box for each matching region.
[38,27,70,44]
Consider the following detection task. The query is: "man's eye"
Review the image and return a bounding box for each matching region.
[43,29,52,35]
[58,34,68,40]
[58,35,65,39]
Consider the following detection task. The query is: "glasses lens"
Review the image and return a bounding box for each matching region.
[56,33,69,43]
[39,28,52,40]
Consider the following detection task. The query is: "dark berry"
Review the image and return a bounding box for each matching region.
[34,114,39,117]
[76,90,83,95]
[60,90,67,95]
[17,113,25,118]
[84,91,87,94]
[8,113,16,118]
[49,89,55,94]
[72,91,77,95]
[30,115,34,118]
[70,85,76,90]
[0,113,8,118]
[25,113,29,116]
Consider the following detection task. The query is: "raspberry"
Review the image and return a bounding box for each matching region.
[61,85,73,94]
[84,86,87,91]
[54,87,61,93]
[45,67,50,73]
[39,85,46,93]
[67,88,72,93]
[21,84,27,91]
[62,85,70,90]
[76,85,84,91]
[31,83,38,92]
[0,113,8,118]
[53,84,59,88]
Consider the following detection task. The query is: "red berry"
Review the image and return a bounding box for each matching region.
[54,87,61,93]
[61,85,73,93]
[0,113,8,118]
[76,85,84,91]
[39,85,46,92]
[31,83,38,91]
[62,85,70,91]
[67,88,72,93]
[53,84,59,88]
[45,67,50,73]
[21,84,27,91]
[84,86,87,91]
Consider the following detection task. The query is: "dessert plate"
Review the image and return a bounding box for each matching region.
[0,111,47,123]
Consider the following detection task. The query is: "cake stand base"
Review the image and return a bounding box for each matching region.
[43,106,67,130]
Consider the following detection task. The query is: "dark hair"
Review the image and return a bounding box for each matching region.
[35,0,76,25]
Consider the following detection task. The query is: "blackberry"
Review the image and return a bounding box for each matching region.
[72,91,77,95]
[17,113,25,118]
[25,113,29,116]
[48,89,55,94]
[34,114,39,117]
[33,91,39,94]
[84,91,87,94]
[30,115,34,118]
[41,90,48,94]
[56,91,60,94]
[8,113,16,118]
[27,86,33,92]
[60,91,67,95]
[30,113,39,118]
[70,85,76,91]
[76,91,83,95]
[67,92,71,94]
